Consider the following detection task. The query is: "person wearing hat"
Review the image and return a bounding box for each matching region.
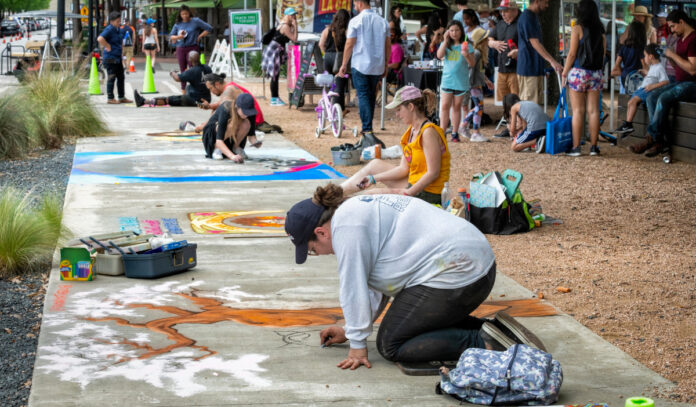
[141,18,160,73]
[169,5,213,91]
[284,182,543,371]
[621,6,656,45]
[97,12,133,105]
[516,0,563,105]
[262,7,298,106]
[339,86,449,205]
[200,92,258,163]
[477,4,492,32]
[489,0,521,138]
[133,50,212,108]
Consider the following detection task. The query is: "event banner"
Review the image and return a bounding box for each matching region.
[276,0,352,33]
[229,9,263,51]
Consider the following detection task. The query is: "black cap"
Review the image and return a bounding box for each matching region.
[236,93,257,117]
[285,198,324,264]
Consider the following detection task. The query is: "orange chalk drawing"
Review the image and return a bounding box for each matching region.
[85,290,557,363]
[50,284,73,312]
[188,211,286,235]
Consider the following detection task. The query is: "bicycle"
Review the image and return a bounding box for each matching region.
[314,72,358,139]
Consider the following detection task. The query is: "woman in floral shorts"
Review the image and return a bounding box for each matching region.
[561,0,606,157]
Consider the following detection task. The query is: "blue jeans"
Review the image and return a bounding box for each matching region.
[376,264,495,362]
[645,81,696,143]
[352,68,381,133]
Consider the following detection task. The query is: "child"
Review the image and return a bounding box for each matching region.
[503,94,549,152]
[459,27,494,142]
[610,21,646,94]
[437,20,474,143]
[614,44,669,135]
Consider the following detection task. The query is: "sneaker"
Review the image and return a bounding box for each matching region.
[494,128,510,138]
[645,142,668,158]
[459,126,470,139]
[212,149,223,160]
[567,146,582,157]
[492,311,547,352]
[179,120,196,131]
[480,322,515,351]
[270,97,286,106]
[451,133,461,143]
[614,121,634,135]
[107,99,119,104]
[535,135,546,154]
[470,133,490,142]
[629,139,652,154]
[133,90,145,107]
[151,67,156,74]
[119,97,133,104]
[590,145,600,156]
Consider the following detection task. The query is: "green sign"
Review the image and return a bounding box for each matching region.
[229,10,262,52]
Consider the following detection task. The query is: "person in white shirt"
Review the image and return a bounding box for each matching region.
[285,184,540,371]
[338,0,390,148]
[614,44,670,135]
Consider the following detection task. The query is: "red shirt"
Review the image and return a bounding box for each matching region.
[224,82,265,125]
[674,31,696,82]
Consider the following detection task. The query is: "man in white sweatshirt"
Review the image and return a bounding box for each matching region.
[285,184,539,371]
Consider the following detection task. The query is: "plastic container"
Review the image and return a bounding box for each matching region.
[441,182,450,209]
[121,243,197,279]
[94,253,125,276]
[331,146,363,166]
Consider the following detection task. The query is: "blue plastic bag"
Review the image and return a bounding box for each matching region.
[545,88,573,155]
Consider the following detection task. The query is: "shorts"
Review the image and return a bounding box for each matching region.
[122,46,133,60]
[515,128,546,144]
[517,75,543,105]
[144,43,157,51]
[441,87,468,97]
[632,87,649,102]
[567,67,603,92]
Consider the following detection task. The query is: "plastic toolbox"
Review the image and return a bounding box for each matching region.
[121,243,197,279]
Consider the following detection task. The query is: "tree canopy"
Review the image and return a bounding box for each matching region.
[1,0,50,15]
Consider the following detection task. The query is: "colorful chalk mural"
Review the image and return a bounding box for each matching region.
[69,149,344,184]
[188,211,286,235]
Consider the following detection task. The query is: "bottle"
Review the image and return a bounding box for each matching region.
[441,182,451,209]
[457,187,467,201]
[374,144,381,159]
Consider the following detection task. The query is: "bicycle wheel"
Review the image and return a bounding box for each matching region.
[317,103,326,133]
[331,104,343,138]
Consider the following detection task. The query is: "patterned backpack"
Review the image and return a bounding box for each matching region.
[437,344,563,405]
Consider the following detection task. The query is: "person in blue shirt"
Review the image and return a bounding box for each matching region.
[169,5,213,90]
[437,20,473,143]
[98,12,132,104]
[516,0,561,105]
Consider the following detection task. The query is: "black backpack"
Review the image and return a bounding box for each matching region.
[577,26,604,70]
[262,26,277,45]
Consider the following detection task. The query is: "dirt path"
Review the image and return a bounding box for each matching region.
[244,78,695,403]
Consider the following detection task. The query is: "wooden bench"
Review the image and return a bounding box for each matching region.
[8,40,44,59]
[618,93,696,163]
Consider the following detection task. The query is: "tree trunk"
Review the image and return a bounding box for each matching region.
[258,0,269,32]
[72,0,82,45]
[539,0,560,105]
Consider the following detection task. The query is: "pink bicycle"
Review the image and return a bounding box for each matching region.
[314,72,358,139]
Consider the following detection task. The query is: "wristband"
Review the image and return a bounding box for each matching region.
[368,175,376,185]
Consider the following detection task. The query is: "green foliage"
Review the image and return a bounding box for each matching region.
[0,187,65,278]
[21,72,107,148]
[0,93,35,159]
[0,0,49,14]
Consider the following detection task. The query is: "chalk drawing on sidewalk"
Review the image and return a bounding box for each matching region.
[188,211,285,235]
[69,149,344,184]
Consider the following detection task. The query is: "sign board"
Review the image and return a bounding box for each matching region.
[276,0,351,33]
[81,6,88,25]
[290,40,322,107]
[228,9,262,52]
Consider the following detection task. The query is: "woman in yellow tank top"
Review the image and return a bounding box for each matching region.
[340,86,450,205]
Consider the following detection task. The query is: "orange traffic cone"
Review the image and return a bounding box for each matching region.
[2,37,5,43]
[128,58,136,73]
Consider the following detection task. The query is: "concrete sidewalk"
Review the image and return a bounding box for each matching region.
[29,76,684,406]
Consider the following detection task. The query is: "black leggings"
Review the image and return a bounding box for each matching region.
[270,75,279,98]
[376,264,495,362]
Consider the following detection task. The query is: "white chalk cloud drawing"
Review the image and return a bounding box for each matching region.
[38,281,272,397]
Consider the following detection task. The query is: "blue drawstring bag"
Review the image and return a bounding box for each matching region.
[545,87,573,155]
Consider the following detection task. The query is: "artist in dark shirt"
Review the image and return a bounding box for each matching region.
[133,50,212,107]
[202,93,257,163]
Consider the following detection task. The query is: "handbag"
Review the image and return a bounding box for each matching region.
[545,87,573,155]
